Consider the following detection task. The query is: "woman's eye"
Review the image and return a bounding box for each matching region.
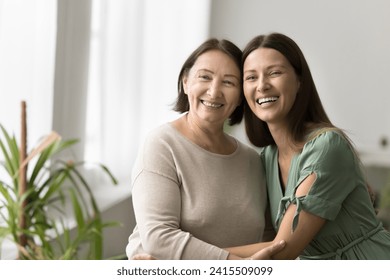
[245,75,256,81]
[223,80,235,86]
[270,71,282,76]
[199,75,211,80]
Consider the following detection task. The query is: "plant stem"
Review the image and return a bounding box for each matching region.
[19,100,28,252]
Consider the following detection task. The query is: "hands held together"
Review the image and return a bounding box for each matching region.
[131,240,286,260]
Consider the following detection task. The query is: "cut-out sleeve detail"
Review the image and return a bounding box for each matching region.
[276,194,304,232]
[276,193,343,232]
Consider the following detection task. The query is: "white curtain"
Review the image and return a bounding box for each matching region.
[0,0,57,260]
[0,0,56,145]
[84,0,211,183]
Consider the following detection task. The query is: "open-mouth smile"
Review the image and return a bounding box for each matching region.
[201,100,223,108]
[256,97,279,105]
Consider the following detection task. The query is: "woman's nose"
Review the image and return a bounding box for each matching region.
[207,81,222,98]
[257,76,271,92]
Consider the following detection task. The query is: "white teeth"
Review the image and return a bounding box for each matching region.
[256,97,279,105]
[202,100,223,108]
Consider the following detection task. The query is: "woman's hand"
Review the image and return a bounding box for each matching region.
[131,240,286,260]
[247,240,286,260]
[131,254,156,260]
[228,240,286,260]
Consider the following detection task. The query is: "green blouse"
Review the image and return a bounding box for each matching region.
[262,130,390,259]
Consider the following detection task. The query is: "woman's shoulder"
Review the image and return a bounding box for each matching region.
[234,138,261,156]
[304,127,350,151]
[132,123,179,183]
[300,127,357,167]
[143,123,178,144]
[261,144,278,157]
[259,145,278,170]
[138,123,180,157]
[146,123,174,137]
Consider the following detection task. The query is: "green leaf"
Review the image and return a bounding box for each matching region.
[0,124,119,259]
[68,188,85,230]
[0,125,20,188]
[97,163,118,185]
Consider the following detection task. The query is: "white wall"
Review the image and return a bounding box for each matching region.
[210,0,390,168]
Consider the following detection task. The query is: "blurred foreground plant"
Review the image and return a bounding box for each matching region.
[0,101,119,259]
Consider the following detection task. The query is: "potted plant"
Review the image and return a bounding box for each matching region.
[0,101,119,259]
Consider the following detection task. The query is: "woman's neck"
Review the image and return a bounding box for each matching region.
[268,123,301,157]
[172,114,237,155]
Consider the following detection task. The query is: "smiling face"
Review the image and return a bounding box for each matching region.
[183,50,241,126]
[243,47,300,127]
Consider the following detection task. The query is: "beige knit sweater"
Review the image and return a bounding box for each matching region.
[126,123,267,259]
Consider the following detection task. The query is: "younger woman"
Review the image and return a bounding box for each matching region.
[228,32,390,259]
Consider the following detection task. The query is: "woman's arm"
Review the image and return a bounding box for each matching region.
[225,173,326,259]
[131,240,286,260]
[262,202,277,241]
[132,171,229,259]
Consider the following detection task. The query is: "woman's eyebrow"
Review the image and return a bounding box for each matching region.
[197,69,239,80]
[225,73,240,80]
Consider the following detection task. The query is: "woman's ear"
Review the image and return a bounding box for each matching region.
[296,77,301,93]
[182,76,188,95]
